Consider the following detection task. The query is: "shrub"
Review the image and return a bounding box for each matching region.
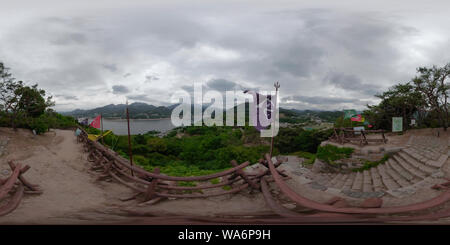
[316,144,354,164]
[28,117,48,134]
[292,151,316,165]
[352,155,390,172]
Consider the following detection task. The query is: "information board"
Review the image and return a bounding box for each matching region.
[392,117,403,132]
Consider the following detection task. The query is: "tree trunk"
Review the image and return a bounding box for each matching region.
[10,114,17,131]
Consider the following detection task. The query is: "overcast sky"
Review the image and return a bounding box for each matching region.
[1,0,449,111]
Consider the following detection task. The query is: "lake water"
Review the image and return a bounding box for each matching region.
[89,118,176,135]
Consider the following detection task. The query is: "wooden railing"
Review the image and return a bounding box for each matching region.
[76,127,288,205]
[0,161,42,216]
[329,128,387,145]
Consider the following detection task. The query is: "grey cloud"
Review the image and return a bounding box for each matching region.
[145,75,160,82]
[127,94,171,106]
[112,85,130,94]
[1,2,447,112]
[325,72,383,96]
[181,85,194,93]
[55,94,79,100]
[127,94,150,101]
[282,95,363,105]
[51,32,87,45]
[103,64,118,72]
[206,79,238,91]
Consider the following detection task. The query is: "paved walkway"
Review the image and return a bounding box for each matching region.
[281,135,449,203]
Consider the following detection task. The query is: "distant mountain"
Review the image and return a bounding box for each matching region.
[62,102,343,122]
[61,102,172,119]
[283,109,344,122]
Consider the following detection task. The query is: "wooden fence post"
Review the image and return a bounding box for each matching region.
[230,160,260,190]
[144,168,160,201]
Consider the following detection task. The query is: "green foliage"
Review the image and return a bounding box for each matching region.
[364,82,425,130]
[100,125,275,176]
[27,116,48,134]
[352,155,390,172]
[292,151,316,165]
[177,181,197,187]
[364,63,450,130]
[0,62,67,132]
[275,127,333,153]
[18,85,54,118]
[279,108,343,124]
[210,178,220,184]
[316,144,354,164]
[147,137,168,153]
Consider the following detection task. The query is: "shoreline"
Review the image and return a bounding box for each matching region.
[98,117,171,121]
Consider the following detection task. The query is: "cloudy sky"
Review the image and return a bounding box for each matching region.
[1,0,449,111]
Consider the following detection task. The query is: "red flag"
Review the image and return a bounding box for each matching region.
[90,115,101,129]
[351,114,362,122]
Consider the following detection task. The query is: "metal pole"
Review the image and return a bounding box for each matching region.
[269,82,280,158]
[100,113,104,145]
[126,102,134,176]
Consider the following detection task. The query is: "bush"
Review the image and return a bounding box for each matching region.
[28,117,48,134]
[352,155,389,172]
[316,144,354,164]
[292,151,316,165]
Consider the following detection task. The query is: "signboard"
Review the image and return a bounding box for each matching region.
[343,109,357,119]
[410,119,416,126]
[392,117,403,132]
[353,126,365,135]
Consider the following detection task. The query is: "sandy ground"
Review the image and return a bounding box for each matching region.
[0,128,136,224]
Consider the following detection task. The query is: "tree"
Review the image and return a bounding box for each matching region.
[412,63,450,131]
[364,82,426,130]
[0,62,24,130]
[18,84,54,118]
[0,62,54,130]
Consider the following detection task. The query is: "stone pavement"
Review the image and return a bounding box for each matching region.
[284,135,449,199]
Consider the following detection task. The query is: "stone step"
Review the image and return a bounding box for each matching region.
[342,173,356,191]
[383,161,411,188]
[403,148,428,164]
[391,155,426,183]
[377,164,400,190]
[335,174,348,189]
[387,158,414,181]
[398,151,436,175]
[426,155,448,168]
[315,174,333,186]
[327,173,343,187]
[351,171,363,191]
[370,167,384,192]
[362,170,373,192]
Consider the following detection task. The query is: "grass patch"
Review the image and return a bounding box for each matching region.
[210,178,220,185]
[316,144,354,165]
[352,155,390,172]
[142,163,227,177]
[222,185,232,191]
[177,181,197,187]
[292,151,316,165]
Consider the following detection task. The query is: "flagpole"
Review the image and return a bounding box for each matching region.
[126,100,134,176]
[269,81,280,159]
